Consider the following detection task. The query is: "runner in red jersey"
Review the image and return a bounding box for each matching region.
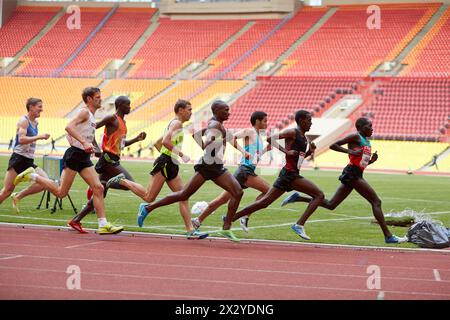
[281,117,407,244]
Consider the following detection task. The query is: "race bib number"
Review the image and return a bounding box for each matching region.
[360,146,371,169]
[120,135,126,150]
[297,151,306,170]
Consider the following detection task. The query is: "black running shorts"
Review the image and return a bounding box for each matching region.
[8,153,37,174]
[95,152,120,174]
[150,154,179,181]
[194,161,227,180]
[338,165,363,187]
[273,167,303,192]
[233,165,257,189]
[63,146,93,173]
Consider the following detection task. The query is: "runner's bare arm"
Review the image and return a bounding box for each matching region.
[330,133,361,156]
[267,128,297,156]
[17,119,49,144]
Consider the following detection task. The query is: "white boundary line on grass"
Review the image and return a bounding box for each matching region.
[1,221,450,254]
[1,210,450,235]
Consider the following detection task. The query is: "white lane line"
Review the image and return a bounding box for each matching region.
[1,265,449,298]
[0,283,214,300]
[2,221,450,254]
[65,241,103,249]
[0,254,23,260]
[434,269,441,281]
[2,252,450,279]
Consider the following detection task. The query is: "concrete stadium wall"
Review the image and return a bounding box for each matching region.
[17,0,155,8]
[159,0,300,19]
[1,0,17,27]
[17,0,300,19]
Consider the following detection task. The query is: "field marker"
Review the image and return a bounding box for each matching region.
[377,291,385,300]
[433,269,441,281]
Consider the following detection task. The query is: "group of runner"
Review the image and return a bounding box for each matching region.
[1,87,407,244]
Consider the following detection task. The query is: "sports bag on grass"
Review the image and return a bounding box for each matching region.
[407,221,450,249]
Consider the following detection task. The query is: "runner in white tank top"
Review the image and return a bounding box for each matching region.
[67,108,96,151]
[14,87,123,235]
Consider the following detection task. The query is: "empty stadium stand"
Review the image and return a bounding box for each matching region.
[0,77,102,117]
[0,2,449,173]
[15,8,111,76]
[62,8,156,77]
[402,6,450,77]
[362,78,450,141]
[129,18,248,79]
[281,4,440,77]
[100,79,174,112]
[0,6,60,58]
[215,7,327,79]
[226,77,360,129]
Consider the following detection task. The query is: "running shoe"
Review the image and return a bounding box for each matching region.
[240,216,249,233]
[385,235,408,244]
[106,173,126,189]
[137,203,150,227]
[68,219,88,234]
[291,224,311,240]
[191,217,201,230]
[186,230,209,240]
[98,222,124,235]
[220,230,240,243]
[13,167,35,186]
[11,192,20,213]
[281,192,302,207]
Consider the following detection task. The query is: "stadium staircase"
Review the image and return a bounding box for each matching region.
[418,145,450,172]
[274,7,337,77]
[118,10,160,79]
[372,3,447,77]
[400,4,450,77]
[61,8,156,78]
[184,21,256,80]
[278,4,440,77]
[1,6,65,76]
[127,80,179,116]
[15,8,114,77]
[53,6,118,76]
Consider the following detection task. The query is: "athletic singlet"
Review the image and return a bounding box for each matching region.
[13,116,38,159]
[200,117,226,164]
[240,129,263,170]
[348,132,372,171]
[284,128,307,172]
[160,119,184,158]
[101,115,127,156]
[67,108,96,150]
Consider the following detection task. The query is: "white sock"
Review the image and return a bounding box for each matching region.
[98,218,107,228]
[29,173,38,181]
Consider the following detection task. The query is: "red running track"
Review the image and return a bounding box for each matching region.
[0,224,449,300]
